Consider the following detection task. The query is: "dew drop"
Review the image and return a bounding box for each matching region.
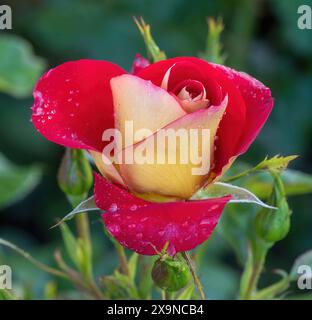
[210,205,219,211]
[130,205,138,211]
[108,224,120,234]
[108,203,118,212]
[182,221,189,227]
[200,219,211,226]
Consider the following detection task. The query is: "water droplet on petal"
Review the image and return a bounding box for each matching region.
[108,203,118,212]
[136,233,143,239]
[200,219,211,226]
[130,205,138,211]
[108,224,120,234]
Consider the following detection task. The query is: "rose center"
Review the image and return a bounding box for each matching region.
[171,79,209,113]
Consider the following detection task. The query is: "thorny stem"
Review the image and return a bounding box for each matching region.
[181,252,206,300]
[0,238,68,279]
[240,243,268,300]
[244,260,265,300]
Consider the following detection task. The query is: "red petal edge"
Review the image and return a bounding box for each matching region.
[32,59,125,151]
[94,173,231,255]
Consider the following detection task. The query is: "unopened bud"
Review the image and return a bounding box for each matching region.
[131,54,150,74]
[58,149,93,197]
[255,172,291,243]
[152,255,191,292]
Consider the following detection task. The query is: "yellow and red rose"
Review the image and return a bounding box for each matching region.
[32,57,273,255]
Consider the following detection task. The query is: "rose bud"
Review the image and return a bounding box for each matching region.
[58,148,93,198]
[152,255,191,292]
[255,173,291,243]
[32,57,273,255]
[131,54,150,74]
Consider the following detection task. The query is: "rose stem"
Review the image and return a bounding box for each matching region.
[181,252,206,300]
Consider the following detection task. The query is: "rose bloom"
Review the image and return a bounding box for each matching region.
[32,57,273,255]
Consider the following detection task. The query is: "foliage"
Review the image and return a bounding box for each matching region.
[0,153,42,209]
[0,35,45,98]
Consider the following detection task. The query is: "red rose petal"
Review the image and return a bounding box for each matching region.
[94,172,148,212]
[94,173,231,255]
[221,68,274,155]
[32,59,125,151]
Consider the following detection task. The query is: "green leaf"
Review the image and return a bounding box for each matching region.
[0,35,45,98]
[193,182,276,209]
[290,250,312,280]
[134,17,166,62]
[59,223,79,269]
[280,170,312,196]
[0,153,42,209]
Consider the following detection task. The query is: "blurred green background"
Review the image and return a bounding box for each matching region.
[0,0,311,299]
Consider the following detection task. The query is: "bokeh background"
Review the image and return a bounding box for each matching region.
[0,0,311,299]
